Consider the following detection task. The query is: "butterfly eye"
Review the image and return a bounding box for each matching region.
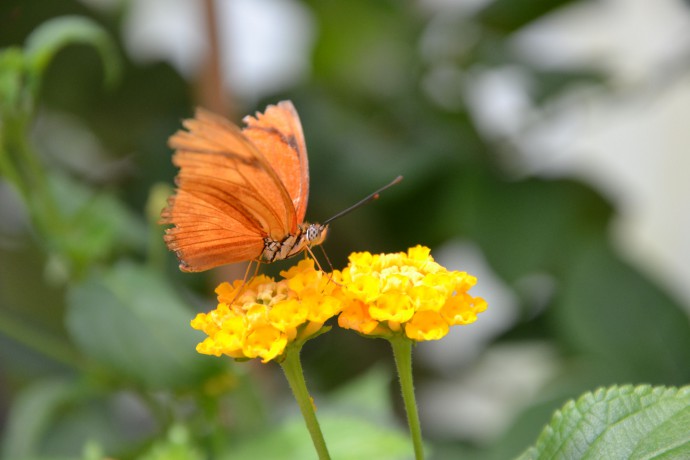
[306,224,320,242]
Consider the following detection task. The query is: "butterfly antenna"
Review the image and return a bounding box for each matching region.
[322,175,403,225]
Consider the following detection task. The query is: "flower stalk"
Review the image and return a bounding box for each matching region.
[391,335,424,460]
[280,345,331,460]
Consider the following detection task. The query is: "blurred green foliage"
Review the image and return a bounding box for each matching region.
[1,0,689,459]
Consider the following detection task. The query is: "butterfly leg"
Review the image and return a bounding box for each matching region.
[226,260,262,306]
[318,245,335,273]
[305,246,342,287]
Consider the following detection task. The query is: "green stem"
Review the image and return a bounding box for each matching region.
[3,115,64,234]
[0,123,30,198]
[279,346,331,460]
[390,336,424,460]
[0,147,25,195]
[13,119,63,231]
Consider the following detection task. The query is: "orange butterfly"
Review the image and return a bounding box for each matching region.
[161,100,400,272]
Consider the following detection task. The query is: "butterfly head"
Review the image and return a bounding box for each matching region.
[304,223,328,247]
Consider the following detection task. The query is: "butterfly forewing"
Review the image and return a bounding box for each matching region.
[242,101,310,225]
[161,105,303,272]
[175,109,295,234]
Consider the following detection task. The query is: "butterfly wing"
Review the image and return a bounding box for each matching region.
[161,107,298,272]
[242,101,310,225]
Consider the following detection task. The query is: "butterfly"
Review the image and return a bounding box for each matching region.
[161,100,401,272]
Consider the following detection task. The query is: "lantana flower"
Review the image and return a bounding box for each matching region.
[191,259,342,363]
[337,245,487,341]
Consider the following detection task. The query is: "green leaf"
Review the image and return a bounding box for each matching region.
[310,0,417,100]
[465,175,612,281]
[1,377,153,459]
[224,413,413,460]
[555,240,690,384]
[529,68,606,106]
[137,425,204,460]
[23,16,121,95]
[517,385,690,460]
[65,261,221,389]
[477,0,582,33]
[44,172,147,278]
[328,365,395,417]
[0,378,75,460]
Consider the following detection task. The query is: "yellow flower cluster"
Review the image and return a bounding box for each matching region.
[191,259,342,363]
[337,246,487,341]
[191,246,487,362]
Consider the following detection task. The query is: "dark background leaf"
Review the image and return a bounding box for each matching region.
[65,262,220,390]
